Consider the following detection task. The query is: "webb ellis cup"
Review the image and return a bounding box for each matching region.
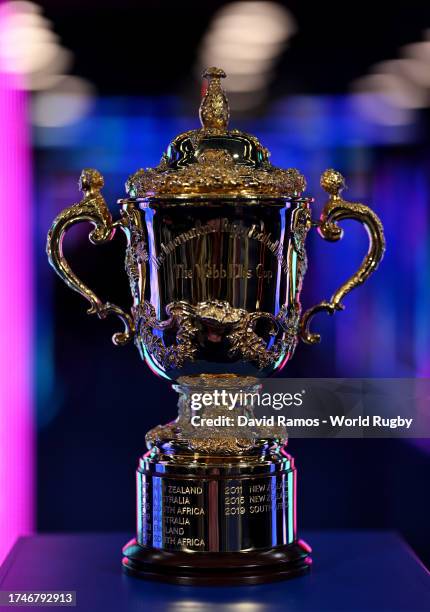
[47,68,385,584]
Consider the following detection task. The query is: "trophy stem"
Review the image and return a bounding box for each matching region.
[122,375,312,585]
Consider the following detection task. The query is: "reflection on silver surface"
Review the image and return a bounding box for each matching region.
[122,197,311,379]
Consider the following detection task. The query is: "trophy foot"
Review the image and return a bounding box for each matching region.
[122,539,312,586]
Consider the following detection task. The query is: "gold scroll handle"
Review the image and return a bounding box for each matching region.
[300,169,386,345]
[46,169,134,346]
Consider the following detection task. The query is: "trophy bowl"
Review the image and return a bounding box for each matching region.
[126,191,311,381]
[46,67,385,585]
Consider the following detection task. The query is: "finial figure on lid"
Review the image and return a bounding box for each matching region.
[199,67,230,133]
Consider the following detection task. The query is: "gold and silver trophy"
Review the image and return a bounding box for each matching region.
[47,68,385,585]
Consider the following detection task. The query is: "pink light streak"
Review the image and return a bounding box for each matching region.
[0,68,34,562]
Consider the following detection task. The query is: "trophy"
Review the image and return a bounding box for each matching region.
[47,68,385,585]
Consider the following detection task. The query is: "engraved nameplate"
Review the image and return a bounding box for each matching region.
[137,470,296,552]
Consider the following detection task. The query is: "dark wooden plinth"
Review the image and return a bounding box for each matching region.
[122,538,312,586]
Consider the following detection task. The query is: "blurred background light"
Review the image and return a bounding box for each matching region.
[351,78,416,126]
[351,30,430,125]
[386,52,430,89]
[31,76,95,128]
[0,0,93,126]
[197,1,296,110]
[27,48,73,91]
[369,61,429,108]
[354,72,426,111]
[0,2,63,77]
[400,41,430,88]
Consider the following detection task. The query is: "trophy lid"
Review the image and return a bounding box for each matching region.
[126,67,306,200]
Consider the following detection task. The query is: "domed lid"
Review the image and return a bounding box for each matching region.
[126,67,306,200]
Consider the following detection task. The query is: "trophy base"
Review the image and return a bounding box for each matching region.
[122,376,311,585]
[122,539,311,586]
[121,443,312,585]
